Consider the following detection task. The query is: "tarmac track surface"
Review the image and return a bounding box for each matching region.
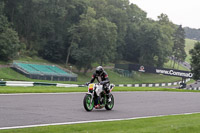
[0,91,200,129]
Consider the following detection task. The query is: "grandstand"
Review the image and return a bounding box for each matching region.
[12,62,77,81]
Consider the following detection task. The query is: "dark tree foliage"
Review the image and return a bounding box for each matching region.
[40,40,65,62]
[3,0,88,57]
[172,25,186,68]
[190,42,200,80]
[184,27,200,41]
[0,2,20,61]
[1,0,187,71]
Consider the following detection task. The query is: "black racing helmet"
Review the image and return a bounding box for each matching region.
[96,66,104,75]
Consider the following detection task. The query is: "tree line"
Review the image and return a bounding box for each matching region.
[0,0,186,72]
[184,27,200,41]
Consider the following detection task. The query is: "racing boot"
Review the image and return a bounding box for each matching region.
[95,104,100,109]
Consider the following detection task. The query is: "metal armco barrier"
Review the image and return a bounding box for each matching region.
[33,82,57,86]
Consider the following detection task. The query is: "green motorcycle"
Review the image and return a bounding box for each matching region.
[83,83,115,111]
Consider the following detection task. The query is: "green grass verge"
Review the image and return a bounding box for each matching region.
[110,70,182,84]
[0,86,198,94]
[185,38,197,63]
[164,60,189,71]
[0,86,86,93]
[0,67,79,84]
[15,56,52,64]
[1,113,200,133]
[0,67,31,81]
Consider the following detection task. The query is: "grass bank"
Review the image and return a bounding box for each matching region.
[1,113,200,133]
[185,38,197,63]
[0,86,198,94]
[0,67,182,85]
[1,54,196,85]
[164,60,189,71]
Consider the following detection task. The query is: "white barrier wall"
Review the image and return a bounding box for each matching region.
[6,81,34,87]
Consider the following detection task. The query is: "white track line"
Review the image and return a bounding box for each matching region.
[0,112,200,130]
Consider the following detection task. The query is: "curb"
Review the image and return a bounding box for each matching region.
[183,87,200,91]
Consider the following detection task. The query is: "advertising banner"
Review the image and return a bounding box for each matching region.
[115,64,193,78]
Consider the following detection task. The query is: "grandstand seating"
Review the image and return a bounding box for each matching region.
[13,62,72,76]
[12,62,77,81]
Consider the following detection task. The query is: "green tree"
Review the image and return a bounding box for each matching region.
[72,7,117,72]
[157,14,175,67]
[0,2,20,61]
[89,0,107,18]
[65,25,80,66]
[138,23,162,66]
[124,23,141,63]
[4,0,88,59]
[71,7,97,72]
[172,25,186,68]
[1,0,182,70]
[40,40,65,62]
[104,0,129,60]
[189,42,200,80]
[124,3,147,63]
[95,17,117,65]
[133,20,174,67]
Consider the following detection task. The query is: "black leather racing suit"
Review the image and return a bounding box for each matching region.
[90,71,110,93]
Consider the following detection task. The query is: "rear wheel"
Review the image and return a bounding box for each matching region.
[105,94,114,110]
[83,94,94,111]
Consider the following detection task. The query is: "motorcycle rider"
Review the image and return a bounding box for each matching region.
[88,66,111,108]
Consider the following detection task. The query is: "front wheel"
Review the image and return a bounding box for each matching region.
[83,94,94,111]
[105,94,114,110]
